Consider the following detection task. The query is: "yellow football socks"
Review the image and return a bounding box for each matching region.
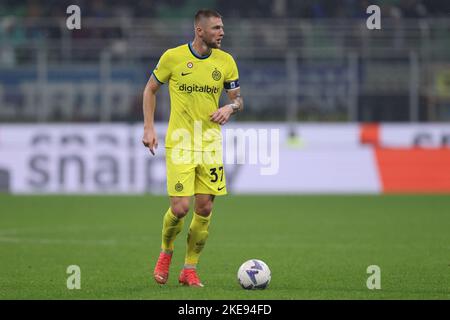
[184,212,211,267]
[161,208,184,252]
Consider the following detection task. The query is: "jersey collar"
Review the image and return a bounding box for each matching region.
[188,42,212,60]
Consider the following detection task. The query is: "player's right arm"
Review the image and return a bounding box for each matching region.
[142,50,172,155]
[142,75,161,155]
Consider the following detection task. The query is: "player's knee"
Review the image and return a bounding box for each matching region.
[171,203,190,218]
[195,203,213,216]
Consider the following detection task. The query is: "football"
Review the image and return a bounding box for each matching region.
[237,259,271,290]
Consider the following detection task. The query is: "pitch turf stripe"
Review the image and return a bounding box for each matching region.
[0,236,119,246]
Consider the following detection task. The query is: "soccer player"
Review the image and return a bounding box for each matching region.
[142,9,243,287]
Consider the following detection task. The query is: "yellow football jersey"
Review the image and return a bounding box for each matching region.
[152,43,239,152]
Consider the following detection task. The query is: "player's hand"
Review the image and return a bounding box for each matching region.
[210,105,233,125]
[142,127,158,155]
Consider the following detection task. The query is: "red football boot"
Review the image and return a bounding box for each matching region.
[153,251,172,284]
[178,268,204,287]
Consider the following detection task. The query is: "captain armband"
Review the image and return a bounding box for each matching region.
[224,79,240,90]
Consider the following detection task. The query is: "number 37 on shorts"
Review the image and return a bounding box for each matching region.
[166,148,227,196]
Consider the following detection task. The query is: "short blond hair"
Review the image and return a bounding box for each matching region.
[195,9,222,25]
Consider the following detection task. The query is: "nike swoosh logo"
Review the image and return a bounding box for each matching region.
[181,72,192,76]
[217,186,225,191]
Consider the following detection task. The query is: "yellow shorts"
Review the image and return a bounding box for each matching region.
[165,148,227,197]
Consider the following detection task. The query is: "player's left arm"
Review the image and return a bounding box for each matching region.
[210,88,244,125]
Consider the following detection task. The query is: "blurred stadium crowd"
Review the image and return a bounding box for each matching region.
[1,0,450,19]
[1,0,450,123]
[2,0,450,58]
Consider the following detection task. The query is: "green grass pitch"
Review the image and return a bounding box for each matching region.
[0,194,449,299]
